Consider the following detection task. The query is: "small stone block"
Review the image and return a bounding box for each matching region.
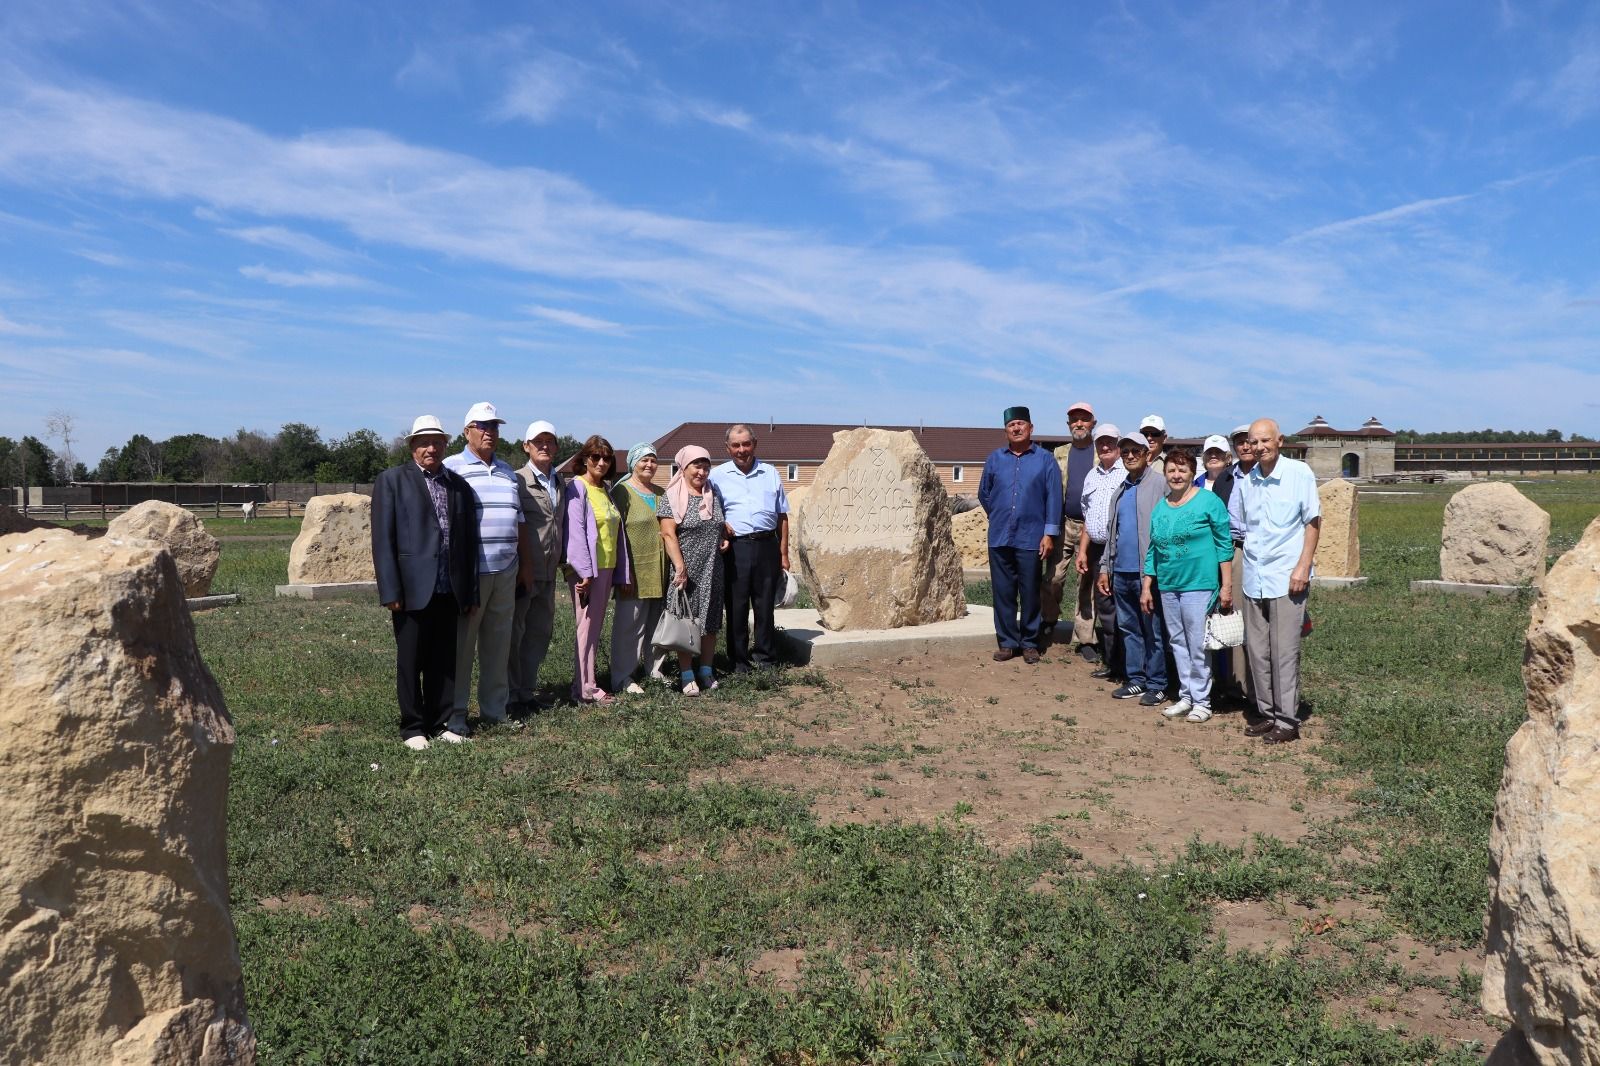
[185,594,240,611]
[275,581,379,601]
[1409,579,1530,598]
[777,604,998,667]
[1311,576,1368,589]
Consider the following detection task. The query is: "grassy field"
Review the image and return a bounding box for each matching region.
[196,477,1600,1063]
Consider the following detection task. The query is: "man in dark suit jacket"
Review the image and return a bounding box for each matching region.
[371,415,482,749]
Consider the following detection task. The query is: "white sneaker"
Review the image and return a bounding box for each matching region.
[1185,705,1213,723]
[403,735,430,751]
[681,681,701,697]
[434,730,469,744]
[624,682,646,696]
[1163,698,1193,719]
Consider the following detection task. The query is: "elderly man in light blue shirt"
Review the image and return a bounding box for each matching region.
[710,423,790,672]
[1234,418,1320,744]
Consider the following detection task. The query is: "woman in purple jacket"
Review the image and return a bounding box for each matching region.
[563,435,633,704]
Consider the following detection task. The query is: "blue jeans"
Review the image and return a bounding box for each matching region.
[1160,589,1212,708]
[990,545,1044,650]
[1113,572,1167,691]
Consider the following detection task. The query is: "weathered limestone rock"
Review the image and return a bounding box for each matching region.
[951,507,990,570]
[1483,514,1600,1065]
[286,493,375,585]
[794,429,966,630]
[1440,482,1549,586]
[107,499,221,596]
[1314,478,1360,578]
[784,485,809,570]
[0,529,255,1065]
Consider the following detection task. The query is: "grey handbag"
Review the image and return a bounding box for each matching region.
[652,585,703,655]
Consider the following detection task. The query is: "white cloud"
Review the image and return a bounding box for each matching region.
[1539,32,1600,123]
[492,52,589,124]
[526,304,628,333]
[223,225,353,261]
[0,310,48,335]
[238,264,374,289]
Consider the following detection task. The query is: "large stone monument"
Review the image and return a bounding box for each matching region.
[0,529,256,1064]
[107,499,221,597]
[1440,482,1549,586]
[1312,478,1361,584]
[1483,514,1600,1066]
[793,429,966,630]
[287,492,376,585]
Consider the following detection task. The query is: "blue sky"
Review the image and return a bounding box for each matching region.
[2,0,1597,464]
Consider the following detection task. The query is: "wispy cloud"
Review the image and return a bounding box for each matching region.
[238,264,374,289]
[223,225,354,262]
[1538,31,1600,123]
[526,304,628,333]
[1287,193,1474,243]
[491,50,592,124]
[0,310,49,336]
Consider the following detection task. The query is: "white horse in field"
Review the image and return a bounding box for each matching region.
[240,500,257,523]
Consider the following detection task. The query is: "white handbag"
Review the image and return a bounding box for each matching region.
[779,571,800,609]
[1204,608,1245,650]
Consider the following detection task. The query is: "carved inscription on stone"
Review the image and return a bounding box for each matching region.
[803,448,918,551]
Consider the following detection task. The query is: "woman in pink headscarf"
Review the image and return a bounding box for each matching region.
[657,445,729,695]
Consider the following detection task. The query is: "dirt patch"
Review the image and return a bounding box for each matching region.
[696,650,1348,862]
[746,947,808,990]
[1211,896,1503,1050]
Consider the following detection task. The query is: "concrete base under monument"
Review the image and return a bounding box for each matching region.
[778,603,997,666]
[276,581,378,601]
[1311,576,1368,589]
[186,593,240,611]
[1409,579,1531,598]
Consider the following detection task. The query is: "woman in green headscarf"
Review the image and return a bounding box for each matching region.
[608,442,668,694]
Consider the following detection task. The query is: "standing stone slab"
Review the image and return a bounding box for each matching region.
[1440,482,1549,586]
[0,529,255,1065]
[287,492,376,585]
[794,429,966,630]
[951,507,990,570]
[1483,514,1600,1066]
[107,499,221,597]
[1313,478,1360,578]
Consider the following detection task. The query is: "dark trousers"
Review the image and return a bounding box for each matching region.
[392,590,459,739]
[1112,572,1167,691]
[724,535,783,669]
[990,545,1044,650]
[1086,541,1122,674]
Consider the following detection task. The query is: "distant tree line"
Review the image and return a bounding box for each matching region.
[0,423,584,489]
[1391,428,1595,444]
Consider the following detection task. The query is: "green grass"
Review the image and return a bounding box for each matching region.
[193,477,1600,1062]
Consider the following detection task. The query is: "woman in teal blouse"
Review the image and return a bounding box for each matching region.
[1140,448,1233,722]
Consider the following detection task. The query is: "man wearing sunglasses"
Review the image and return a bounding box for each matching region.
[443,402,533,733]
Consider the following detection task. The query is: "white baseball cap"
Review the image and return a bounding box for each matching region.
[1139,414,1166,434]
[405,414,449,444]
[1093,422,1121,442]
[1202,434,1231,455]
[522,420,557,442]
[1118,429,1146,448]
[1230,424,1251,440]
[464,401,505,428]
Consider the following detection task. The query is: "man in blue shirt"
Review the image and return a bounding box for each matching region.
[978,407,1062,664]
[710,423,790,671]
[1235,418,1321,744]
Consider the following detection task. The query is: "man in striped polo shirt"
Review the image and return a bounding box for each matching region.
[444,401,533,732]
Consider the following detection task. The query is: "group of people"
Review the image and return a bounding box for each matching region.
[371,405,791,749]
[979,404,1321,743]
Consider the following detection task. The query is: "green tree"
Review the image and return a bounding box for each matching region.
[19,436,60,487]
[328,428,389,481]
[269,423,330,481]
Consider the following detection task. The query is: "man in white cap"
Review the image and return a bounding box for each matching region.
[509,419,565,714]
[371,415,481,749]
[1074,422,1126,679]
[444,402,532,731]
[1139,415,1168,475]
[1042,400,1100,659]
